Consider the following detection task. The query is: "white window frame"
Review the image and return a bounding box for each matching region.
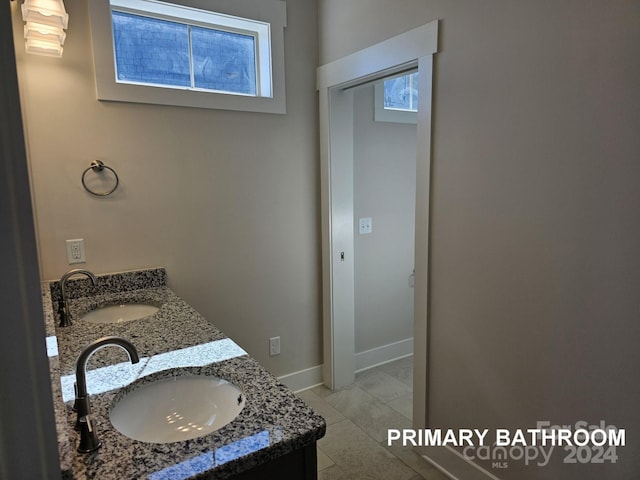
[89,0,287,114]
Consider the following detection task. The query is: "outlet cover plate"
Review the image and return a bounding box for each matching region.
[269,336,281,356]
[66,238,86,264]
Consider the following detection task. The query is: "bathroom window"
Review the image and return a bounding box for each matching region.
[374,71,418,124]
[110,4,264,96]
[89,0,287,114]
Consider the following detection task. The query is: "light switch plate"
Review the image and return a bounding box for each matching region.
[358,217,372,234]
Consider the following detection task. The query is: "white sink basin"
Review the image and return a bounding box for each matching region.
[109,375,245,443]
[81,303,159,324]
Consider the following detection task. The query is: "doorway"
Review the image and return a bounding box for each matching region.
[317,20,438,429]
[352,79,417,373]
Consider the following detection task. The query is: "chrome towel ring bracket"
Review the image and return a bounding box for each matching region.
[81,160,119,196]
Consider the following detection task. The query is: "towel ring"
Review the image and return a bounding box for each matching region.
[81,160,119,196]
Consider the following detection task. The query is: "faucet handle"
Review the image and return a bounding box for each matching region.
[74,395,90,430]
[77,415,101,453]
[58,300,72,327]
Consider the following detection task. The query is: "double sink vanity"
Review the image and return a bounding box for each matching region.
[43,268,325,479]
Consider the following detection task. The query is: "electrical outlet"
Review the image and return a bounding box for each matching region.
[66,239,86,264]
[269,336,281,356]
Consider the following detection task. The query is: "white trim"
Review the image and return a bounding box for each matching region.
[111,0,268,33]
[277,365,324,393]
[317,21,438,90]
[277,336,414,392]
[354,338,413,373]
[322,86,356,390]
[316,20,438,428]
[88,0,286,113]
[110,0,272,98]
[421,446,503,480]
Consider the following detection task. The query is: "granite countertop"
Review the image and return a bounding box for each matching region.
[42,268,325,479]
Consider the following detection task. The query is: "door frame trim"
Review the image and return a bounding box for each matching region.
[317,20,438,429]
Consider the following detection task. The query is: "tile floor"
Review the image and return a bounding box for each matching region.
[296,356,450,480]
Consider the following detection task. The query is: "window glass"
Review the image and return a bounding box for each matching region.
[383,72,419,112]
[112,11,190,87]
[112,10,258,96]
[191,26,256,95]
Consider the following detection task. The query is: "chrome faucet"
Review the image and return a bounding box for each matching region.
[74,336,140,452]
[59,269,97,327]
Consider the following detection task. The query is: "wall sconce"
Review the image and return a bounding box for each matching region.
[21,0,68,57]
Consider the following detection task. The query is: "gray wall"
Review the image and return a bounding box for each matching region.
[353,84,416,355]
[12,0,320,377]
[320,1,640,479]
[1,3,60,476]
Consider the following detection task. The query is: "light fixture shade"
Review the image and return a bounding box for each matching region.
[25,37,64,58]
[24,21,66,45]
[21,0,68,30]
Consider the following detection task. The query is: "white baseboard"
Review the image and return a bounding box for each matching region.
[277,365,324,393]
[355,337,413,373]
[276,337,414,392]
[421,446,502,480]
